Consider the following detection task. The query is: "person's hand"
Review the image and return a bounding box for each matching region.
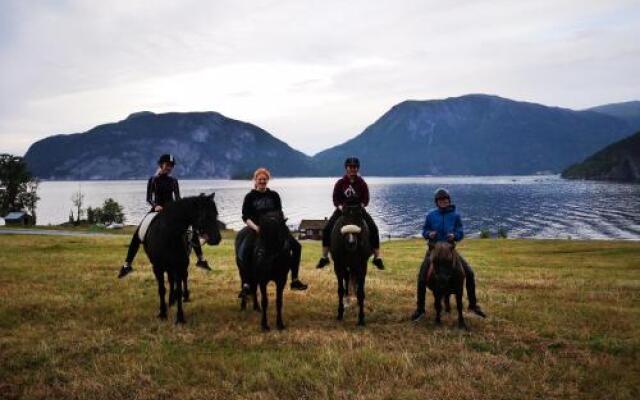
[428,231,437,239]
[447,233,455,242]
[154,205,163,212]
[338,205,343,212]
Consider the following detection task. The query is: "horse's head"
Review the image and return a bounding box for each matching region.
[429,242,459,289]
[258,211,289,254]
[193,193,222,246]
[340,204,365,252]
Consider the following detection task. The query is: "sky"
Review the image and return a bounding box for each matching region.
[1,0,639,156]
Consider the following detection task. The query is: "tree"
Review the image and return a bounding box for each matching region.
[101,198,125,224]
[0,154,40,221]
[71,188,85,225]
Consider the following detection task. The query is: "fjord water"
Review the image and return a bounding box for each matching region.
[31,176,640,239]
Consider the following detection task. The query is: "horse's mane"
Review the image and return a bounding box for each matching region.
[430,242,455,264]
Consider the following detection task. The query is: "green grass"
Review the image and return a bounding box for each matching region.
[0,235,639,399]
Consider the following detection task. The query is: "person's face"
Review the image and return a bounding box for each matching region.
[436,197,450,208]
[255,174,269,191]
[346,164,359,177]
[160,162,174,174]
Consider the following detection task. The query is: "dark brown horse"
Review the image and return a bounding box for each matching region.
[330,204,372,326]
[425,242,467,330]
[143,194,222,324]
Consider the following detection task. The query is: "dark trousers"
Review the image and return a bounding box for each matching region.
[416,249,478,311]
[125,226,204,264]
[322,208,380,249]
[237,227,302,282]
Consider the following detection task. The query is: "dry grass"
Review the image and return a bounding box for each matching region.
[0,235,639,399]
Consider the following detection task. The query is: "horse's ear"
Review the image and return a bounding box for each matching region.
[210,192,215,199]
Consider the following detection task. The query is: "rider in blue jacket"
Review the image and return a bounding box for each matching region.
[411,188,487,321]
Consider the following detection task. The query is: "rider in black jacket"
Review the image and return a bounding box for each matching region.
[118,154,210,278]
[237,167,308,291]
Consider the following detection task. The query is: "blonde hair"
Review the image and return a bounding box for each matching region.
[253,167,271,188]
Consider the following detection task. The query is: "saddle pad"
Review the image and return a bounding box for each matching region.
[138,212,159,243]
[340,224,362,234]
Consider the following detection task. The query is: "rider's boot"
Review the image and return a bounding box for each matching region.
[316,256,330,269]
[196,258,212,271]
[372,257,385,270]
[290,279,308,290]
[118,262,133,278]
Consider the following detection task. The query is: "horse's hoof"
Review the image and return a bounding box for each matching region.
[175,318,186,325]
[337,315,344,321]
[157,312,167,320]
[277,323,286,331]
[458,322,469,331]
[435,319,442,326]
[357,320,366,327]
[261,325,271,332]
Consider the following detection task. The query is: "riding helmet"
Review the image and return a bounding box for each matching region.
[344,157,360,168]
[157,153,176,166]
[434,188,451,204]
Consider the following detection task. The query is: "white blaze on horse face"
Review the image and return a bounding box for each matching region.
[199,235,208,246]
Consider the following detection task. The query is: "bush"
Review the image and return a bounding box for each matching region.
[498,227,508,239]
[479,229,491,239]
[87,198,124,225]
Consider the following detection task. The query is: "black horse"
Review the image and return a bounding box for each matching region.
[425,242,467,330]
[330,204,372,326]
[143,193,222,324]
[235,211,292,331]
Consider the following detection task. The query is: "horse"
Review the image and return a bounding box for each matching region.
[143,193,222,324]
[330,204,372,326]
[425,242,467,330]
[235,211,292,331]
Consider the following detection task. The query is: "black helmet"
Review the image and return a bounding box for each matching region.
[344,157,360,168]
[434,188,451,203]
[158,153,176,166]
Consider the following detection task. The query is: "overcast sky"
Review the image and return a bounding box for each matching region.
[1,0,639,156]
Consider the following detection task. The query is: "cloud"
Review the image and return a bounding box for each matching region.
[1,0,639,155]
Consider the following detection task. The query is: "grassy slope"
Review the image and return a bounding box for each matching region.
[0,235,639,400]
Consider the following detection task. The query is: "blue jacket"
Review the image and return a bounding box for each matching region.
[421,205,464,243]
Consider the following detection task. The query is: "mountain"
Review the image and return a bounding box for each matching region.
[562,131,640,183]
[313,94,634,176]
[587,101,640,132]
[24,111,318,179]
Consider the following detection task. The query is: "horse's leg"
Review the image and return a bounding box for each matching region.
[456,282,468,330]
[168,272,176,307]
[434,290,443,325]
[276,280,286,330]
[356,274,366,326]
[336,270,345,321]
[154,267,167,319]
[444,292,451,313]
[175,269,185,324]
[183,268,190,302]
[252,282,260,312]
[260,282,269,331]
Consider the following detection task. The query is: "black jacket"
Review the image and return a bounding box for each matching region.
[241,189,282,224]
[147,174,180,209]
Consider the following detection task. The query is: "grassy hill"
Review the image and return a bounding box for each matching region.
[0,235,639,399]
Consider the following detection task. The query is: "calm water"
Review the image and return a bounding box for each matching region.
[13,176,640,240]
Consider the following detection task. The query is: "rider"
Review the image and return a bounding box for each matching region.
[316,157,385,270]
[238,167,308,291]
[117,154,210,278]
[410,188,487,321]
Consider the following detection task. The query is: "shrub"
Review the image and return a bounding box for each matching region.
[479,229,491,239]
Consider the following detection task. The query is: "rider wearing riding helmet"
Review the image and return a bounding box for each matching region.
[316,157,385,270]
[118,153,210,278]
[238,167,308,291]
[410,188,486,321]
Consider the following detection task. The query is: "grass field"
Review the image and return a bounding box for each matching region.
[0,234,639,399]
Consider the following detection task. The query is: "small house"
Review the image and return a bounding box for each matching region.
[298,219,327,240]
[3,211,34,226]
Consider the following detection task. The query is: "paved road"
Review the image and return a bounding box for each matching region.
[0,228,117,237]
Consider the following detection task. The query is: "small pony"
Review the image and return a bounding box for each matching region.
[425,242,467,330]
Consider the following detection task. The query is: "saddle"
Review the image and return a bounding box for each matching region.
[137,212,159,243]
